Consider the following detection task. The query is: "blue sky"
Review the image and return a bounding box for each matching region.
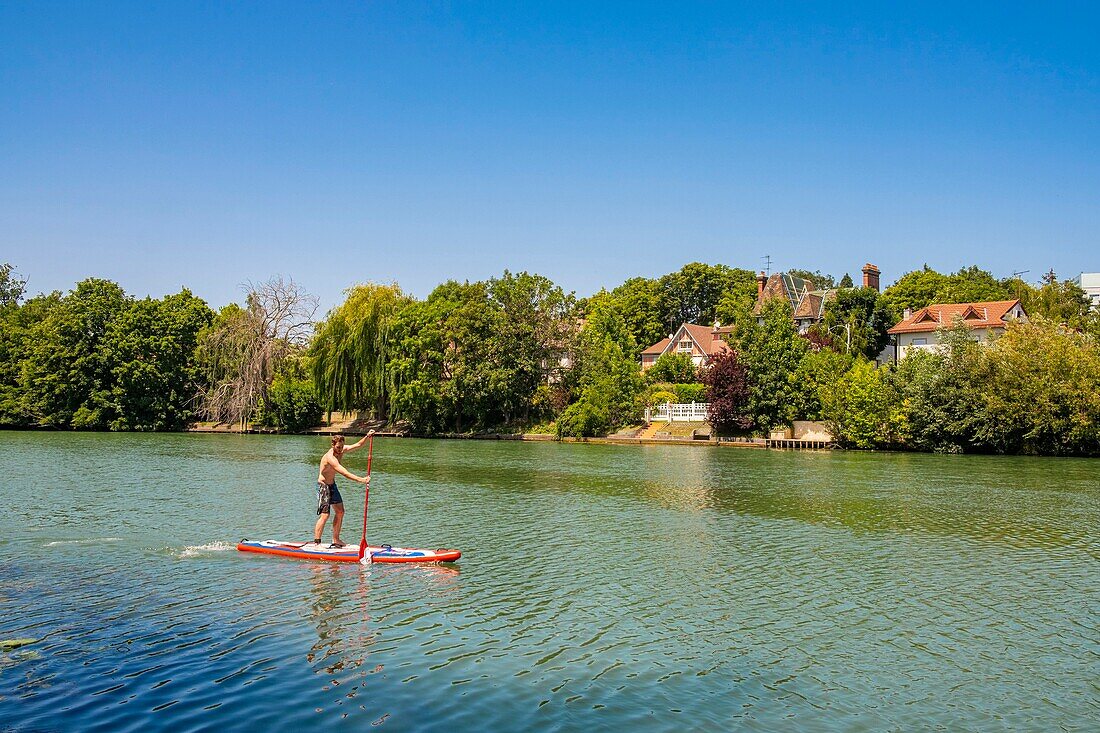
[2,2,1097,312]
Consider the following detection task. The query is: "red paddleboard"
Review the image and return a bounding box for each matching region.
[237,539,461,564]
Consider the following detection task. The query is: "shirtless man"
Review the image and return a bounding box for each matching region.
[312,432,373,547]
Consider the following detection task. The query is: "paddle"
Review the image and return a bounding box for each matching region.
[357,433,374,562]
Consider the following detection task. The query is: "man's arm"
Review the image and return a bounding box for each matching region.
[341,430,375,454]
[330,457,368,483]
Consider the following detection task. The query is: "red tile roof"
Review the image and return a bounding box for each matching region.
[642,337,672,356]
[887,300,1025,335]
[641,323,735,357]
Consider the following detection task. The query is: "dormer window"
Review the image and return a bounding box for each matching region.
[678,340,693,353]
[914,310,938,324]
[961,306,983,320]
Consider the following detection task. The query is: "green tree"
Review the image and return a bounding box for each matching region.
[659,262,755,328]
[732,297,808,430]
[788,348,854,421]
[388,281,514,433]
[556,301,642,437]
[820,360,905,449]
[936,265,1013,304]
[838,273,854,288]
[787,269,837,289]
[106,290,213,430]
[644,353,697,384]
[310,283,410,416]
[881,265,1013,320]
[600,277,666,357]
[976,319,1100,455]
[488,271,577,420]
[821,287,895,360]
[594,264,755,356]
[894,322,987,453]
[20,279,131,427]
[0,291,62,425]
[255,372,323,433]
[879,266,950,317]
[0,263,26,308]
[1017,271,1092,328]
[386,296,450,433]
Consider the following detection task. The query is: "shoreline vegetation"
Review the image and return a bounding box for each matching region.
[2,261,1098,456]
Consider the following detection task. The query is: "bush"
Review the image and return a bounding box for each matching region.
[895,319,1100,455]
[557,323,642,438]
[556,393,611,437]
[820,360,905,449]
[788,349,854,421]
[648,390,678,405]
[256,375,323,433]
[644,353,698,384]
[702,350,752,434]
[673,383,706,403]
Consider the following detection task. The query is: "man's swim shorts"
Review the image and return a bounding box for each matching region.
[316,481,343,515]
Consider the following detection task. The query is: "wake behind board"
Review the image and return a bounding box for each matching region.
[237,539,461,564]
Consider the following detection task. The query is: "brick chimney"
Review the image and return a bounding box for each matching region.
[862,263,880,292]
[757,271,768,297]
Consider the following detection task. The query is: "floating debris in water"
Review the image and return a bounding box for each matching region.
[1,638,37,650]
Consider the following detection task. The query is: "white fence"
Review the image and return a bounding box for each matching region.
[646,402,709,423]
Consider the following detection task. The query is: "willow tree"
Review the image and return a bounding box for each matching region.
[310,283,410,417]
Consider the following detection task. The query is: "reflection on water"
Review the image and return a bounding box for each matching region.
[0,432,1096,732]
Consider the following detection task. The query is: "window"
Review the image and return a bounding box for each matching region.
[912,338,927,346]
[678,340,693,353]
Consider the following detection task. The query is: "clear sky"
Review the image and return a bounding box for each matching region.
[2,2,1097,313]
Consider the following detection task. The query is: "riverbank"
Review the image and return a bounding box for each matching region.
[185,422,830,450]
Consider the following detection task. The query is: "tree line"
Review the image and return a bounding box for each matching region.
[1,261,1097,454]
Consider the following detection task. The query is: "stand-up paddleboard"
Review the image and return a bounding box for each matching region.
[237,539,461,564]
[238,434,461,565]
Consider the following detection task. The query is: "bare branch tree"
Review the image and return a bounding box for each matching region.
[196,276,318,427]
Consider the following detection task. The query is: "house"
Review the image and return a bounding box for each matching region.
[1074,273,1100,310]
[641,322,735,370]
[541,317,586,383]
[753,263,881,334]
[887,299,1028,360]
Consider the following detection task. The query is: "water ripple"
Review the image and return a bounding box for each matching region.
[0,434,1097,731]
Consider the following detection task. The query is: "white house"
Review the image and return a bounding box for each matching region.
[888,299,1028,360]
[1075,273,1100,310]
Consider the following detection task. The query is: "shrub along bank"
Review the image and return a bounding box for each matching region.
[1,261,1098,454]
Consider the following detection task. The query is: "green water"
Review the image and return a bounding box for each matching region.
[1,432,1096,731]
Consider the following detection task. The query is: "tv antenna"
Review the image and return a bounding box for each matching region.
[1010,269,1031,298]
[762,254,772,276]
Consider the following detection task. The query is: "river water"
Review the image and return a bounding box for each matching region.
[1,432,1096,731]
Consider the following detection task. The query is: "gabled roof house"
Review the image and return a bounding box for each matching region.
[641,322,734,370]
[888,299,1027,359]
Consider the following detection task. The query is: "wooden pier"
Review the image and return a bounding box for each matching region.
[766,438,833,450]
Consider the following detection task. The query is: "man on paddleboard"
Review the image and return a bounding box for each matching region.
[312,432,373,548]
